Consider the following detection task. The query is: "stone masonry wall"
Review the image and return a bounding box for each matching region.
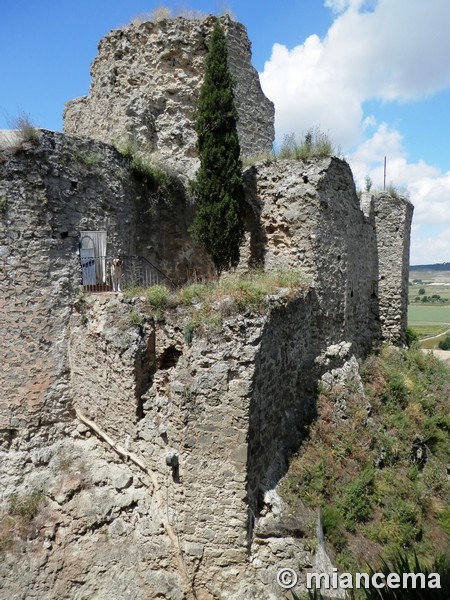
[242,158,380,353]
[65,290,348,599]
[0,129,212,450]
[63,15,275,173]
[242,159,413,347]
[0,132,413,598]
[372,192,413,345]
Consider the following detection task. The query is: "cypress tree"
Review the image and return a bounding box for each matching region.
[191,20,246,278]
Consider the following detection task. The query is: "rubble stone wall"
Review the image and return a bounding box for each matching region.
[63,15,275,173]
[0,130,412,598]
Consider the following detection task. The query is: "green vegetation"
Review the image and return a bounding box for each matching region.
[364,175,373,192]
[129,5,234,25]
[129,310,144,327]
[190,21,246,278]
[281,344,450,575]
[293,553,450,599]
[408,303,450,348]
[438,334,450,350]
[0,490,45,553]
[74,149,101,167]
[413,294,446,304]
[116,136,179,207]
[15,112,40,145]
[385,182,410,200]
[125,269,308,336]
[145,284,170,320]
[0,195,7,213]
[243,128,341,167]
[8,490,44,521]
[406,325,419,346]
[279,128,340,160]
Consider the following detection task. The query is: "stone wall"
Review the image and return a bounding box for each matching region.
[65,290,351,599]
[63,15,275,173]
[242,159,413,347]
[371,192,413,345]
[0,129,212,450]
[0,130,413,598]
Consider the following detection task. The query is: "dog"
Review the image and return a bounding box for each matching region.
[111,257,123,292]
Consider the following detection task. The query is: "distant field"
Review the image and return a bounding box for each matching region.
[408,268,450,347]
[408,304,450,323]
[409,268,450,284]
[409,284,450,302]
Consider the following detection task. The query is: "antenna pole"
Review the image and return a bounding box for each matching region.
[383,156,387,190]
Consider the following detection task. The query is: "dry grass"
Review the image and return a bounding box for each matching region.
[125,269,309,336]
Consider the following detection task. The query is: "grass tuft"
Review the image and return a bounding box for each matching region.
[278,128,340,160]
[15,112,40,145]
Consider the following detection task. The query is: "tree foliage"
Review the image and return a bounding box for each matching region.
[191,20,246,277]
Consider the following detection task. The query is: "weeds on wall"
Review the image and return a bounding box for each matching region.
[281,344,450,574]
[129,5,235,25]
[73,149,101,167]
[15,112,40,146]
[0,490,45,553]
[279,128,340,160]
[243,127,341,167]
[124,269,308,338]
[116,137,179,209]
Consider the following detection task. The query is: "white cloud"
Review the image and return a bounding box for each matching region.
[260,0,450,147]
[259,0,450,264]
[410,228,450,265]
[348,122,440,189]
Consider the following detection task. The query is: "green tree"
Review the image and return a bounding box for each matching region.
[190,20,246,278]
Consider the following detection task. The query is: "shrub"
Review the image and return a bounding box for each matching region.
[406,326,419,346]
[338,467,375,531]
[438,334,450,350]
[129,310,144,326]
[364,552,450,600]
[116,137,178,204]
[183,320,197,345]
[146,285,170,316]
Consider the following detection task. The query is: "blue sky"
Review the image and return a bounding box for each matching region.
[1,0,450,265]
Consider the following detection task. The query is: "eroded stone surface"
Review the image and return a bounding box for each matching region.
[64,15,275,174]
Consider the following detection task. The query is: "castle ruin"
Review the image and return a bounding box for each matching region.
[0,14,412,600]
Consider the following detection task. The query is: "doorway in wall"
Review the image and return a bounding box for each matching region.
[79,231,107,290]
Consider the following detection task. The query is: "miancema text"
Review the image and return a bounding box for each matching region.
[307,568,441,590]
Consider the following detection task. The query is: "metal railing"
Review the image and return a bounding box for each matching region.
[80,255,174,293]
